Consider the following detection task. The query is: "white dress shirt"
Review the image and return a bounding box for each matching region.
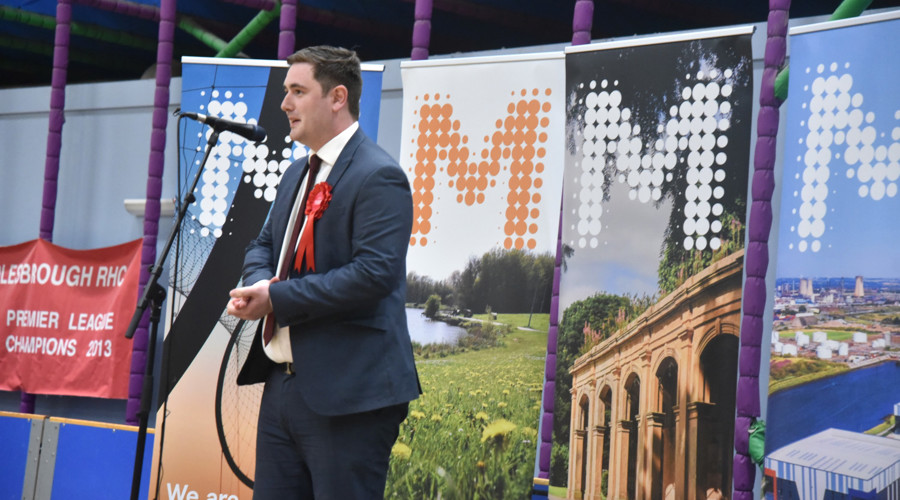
[263,121,359,363]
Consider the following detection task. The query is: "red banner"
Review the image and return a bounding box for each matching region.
[0,238,142,398]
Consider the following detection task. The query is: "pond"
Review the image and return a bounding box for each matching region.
[405,308,466,345]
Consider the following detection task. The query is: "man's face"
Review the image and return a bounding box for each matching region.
[281,62,334,150]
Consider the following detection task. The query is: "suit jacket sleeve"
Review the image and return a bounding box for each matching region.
[268,151,412,326]
[241,159,306,287]
[242,209,277,286]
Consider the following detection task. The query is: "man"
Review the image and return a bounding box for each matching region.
[226,45,419,499]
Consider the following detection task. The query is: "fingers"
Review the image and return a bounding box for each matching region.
[226,278,275,320]
[226,296,246,311]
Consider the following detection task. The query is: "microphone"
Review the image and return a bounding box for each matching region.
[180,111,267,142]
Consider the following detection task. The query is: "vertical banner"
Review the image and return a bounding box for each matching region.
[393,53,563,498]
[150,58,383,500]
[554,28,753,500]
[765,12,900,500]
[0,238,141,398]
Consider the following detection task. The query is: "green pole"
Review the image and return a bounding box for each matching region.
[177,16,235,54]
[774,0,874,101]
[216,0,280,58]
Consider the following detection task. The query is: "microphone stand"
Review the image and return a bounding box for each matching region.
[125,128,221,500]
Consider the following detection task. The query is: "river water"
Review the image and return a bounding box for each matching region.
[765,360,900,453]
[405,308,466,345]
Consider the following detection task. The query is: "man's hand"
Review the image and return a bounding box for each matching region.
[226,277,280,320]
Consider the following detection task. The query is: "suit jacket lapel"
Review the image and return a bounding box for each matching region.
[324,129,365,190]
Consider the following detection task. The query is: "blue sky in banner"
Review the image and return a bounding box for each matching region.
[777,16,900,279]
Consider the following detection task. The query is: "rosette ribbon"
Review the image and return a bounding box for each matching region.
[294,182,333,272]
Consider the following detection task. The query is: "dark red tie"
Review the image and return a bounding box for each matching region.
[263,154,321,345]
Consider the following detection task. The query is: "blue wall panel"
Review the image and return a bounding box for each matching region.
[51,422,154,500]
[0,414,32,500]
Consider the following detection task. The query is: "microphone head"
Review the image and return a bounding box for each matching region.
[179,110,267,143]
[249,125,267,143]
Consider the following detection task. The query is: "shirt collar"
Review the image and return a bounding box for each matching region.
[310,121,359,167]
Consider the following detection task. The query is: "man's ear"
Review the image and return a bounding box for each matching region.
[331,85,348,112]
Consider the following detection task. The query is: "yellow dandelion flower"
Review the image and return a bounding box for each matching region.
[497,402,507,408]
[475,411,489,422]
[482,403,488,408]
[431,414,443,422]
[522,426,537,437]
[502,389,510,395]
[481,419,517,443]
[476,460,486,470]
[410,410,426,420]
[391,442,412,460]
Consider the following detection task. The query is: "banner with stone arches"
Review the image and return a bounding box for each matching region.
[553,27,754,500]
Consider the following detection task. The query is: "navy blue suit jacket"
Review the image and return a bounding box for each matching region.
[237,129,420,417]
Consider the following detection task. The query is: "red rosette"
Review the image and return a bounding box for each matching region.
[305,182,332,219]
[294,182,333,272]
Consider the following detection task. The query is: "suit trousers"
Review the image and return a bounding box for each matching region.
[253,368,408,500]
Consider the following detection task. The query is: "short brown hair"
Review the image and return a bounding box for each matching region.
[287,46,362,119]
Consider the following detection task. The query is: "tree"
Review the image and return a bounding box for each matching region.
[424,294,441,319]
[406,272,455,306]
[456,248,554,313]
[657,209,745,294]
[551,293,634,486]
[407,247,554,314]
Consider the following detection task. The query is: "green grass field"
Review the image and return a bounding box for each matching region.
[768,356,849,393]
[867,415,895,435]
[472,312,550,333]
[777,329,873,342]
[386,316,549,499]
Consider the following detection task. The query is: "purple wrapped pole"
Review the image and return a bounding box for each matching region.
[571,0,594,46]
[125,0,175,425]
[536,216,562,480]
[278,0,297,59]
[410,0,432,61]
[732,1,789,498]
[535,0,594,480]
[39,2,71,280]
[24,0,73,415]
